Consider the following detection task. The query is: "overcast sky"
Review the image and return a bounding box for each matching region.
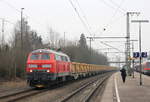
[0,0,150,61]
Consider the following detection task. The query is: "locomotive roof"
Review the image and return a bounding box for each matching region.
[31,49,68,57]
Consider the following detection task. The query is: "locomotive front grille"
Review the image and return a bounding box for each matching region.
[27,72,54,81]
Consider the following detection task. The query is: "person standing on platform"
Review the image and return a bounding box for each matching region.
[120,68,127,83]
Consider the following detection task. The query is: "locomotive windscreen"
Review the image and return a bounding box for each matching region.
[30,53,50,60]
[30,54,39,60]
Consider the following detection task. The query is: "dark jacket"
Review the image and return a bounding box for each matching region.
[120,68,127,76]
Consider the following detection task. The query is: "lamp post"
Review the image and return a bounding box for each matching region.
[21,8,24,51]
[131,20,149,85]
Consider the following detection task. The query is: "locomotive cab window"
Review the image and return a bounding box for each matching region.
[30,54,39,60]
[41,54,50,60]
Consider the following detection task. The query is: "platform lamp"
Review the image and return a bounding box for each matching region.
[131,20,149,85]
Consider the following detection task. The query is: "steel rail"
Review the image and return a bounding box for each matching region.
[84,75,110,102]
[0,89,33,99]
[56,73,112,102]
[0,88,48,102]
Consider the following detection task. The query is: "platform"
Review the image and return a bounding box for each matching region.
[101,72,150,102]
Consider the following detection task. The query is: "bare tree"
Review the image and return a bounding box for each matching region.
[0,19,44,79]
[48,27,60,49]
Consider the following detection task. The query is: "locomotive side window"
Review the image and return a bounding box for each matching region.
[55,55,61,61]
[30,54,39,60]
[60,56,69,62]
[61,56,66,61]
[41,54,50,60]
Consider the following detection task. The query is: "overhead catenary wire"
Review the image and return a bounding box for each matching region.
[94,0,126,34]
[94,13,126,34]
[98,41,124,62]
[0,0,33,19]
[68,0,92,36]
[104,0,126,28]
[108,0,126,12]
[74,0,92,32]
[100,41,123,52]
[0,0,20,14]
[71,0,127,38]
[98,0,125,14]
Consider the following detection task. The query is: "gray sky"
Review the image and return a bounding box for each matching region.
[0,0,150,61]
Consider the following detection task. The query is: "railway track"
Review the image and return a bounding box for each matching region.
[0,88,48,102]
[0,73,113,102]
[55,73,112,102]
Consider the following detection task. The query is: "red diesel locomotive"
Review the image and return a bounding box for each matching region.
[26,49,71,87]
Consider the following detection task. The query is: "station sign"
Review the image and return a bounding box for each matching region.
[133,52,140,58]
[141,52,147,58]
[133,52,147,58]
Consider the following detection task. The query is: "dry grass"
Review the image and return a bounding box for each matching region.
[0,80,27,90]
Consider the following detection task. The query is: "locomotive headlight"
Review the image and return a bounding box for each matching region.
[30,69,33,72]
[42,64,52,68]
[29,64,38,68]
[47,70,50,72]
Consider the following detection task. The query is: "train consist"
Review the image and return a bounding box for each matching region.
[26,49,116,88]
[135,60,150,75]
